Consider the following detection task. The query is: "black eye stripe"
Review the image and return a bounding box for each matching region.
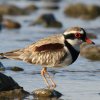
[63,34,75,39]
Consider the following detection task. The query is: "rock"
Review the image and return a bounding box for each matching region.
[0,89,29,100]
[42,4,59,10]
[86,5,100,19]
[0,62,23,71]
[87,33,97,39]
[64,3,100,20]
[0,5,27,15]
[64,3,87,18]
[0,73,29,99]
[0,68,5,71]
[2,19,21,29]
[43,5,59,10]
[32,88,62,98]
[24,4,38,13]
[0,23,2,31]
[0,14,2,21]
[0,62,5,71]
[31,13,62,28]
[80,43,100,60]
[10,66,24,72]
[0,62,5,68]
[0,4,38,15]
[0,73,22,91]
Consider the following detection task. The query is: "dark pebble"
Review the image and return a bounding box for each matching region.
[0,73,30,99]
[10,66,24,72]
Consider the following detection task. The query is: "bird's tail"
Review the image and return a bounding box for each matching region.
[0,49,22,60]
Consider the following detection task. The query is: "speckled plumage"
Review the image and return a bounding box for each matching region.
[0,34,72,67]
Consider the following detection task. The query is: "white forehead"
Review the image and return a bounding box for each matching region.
[63,30,84,35]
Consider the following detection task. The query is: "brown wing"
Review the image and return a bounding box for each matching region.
[0,34,66,66]
[35,43,64,52]
[22,34,64,52]
[22,42,66,65]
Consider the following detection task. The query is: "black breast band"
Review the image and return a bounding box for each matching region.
[64,40,79,64]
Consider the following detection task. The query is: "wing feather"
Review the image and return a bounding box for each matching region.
[35,43,64,52]
[0,34,67,66]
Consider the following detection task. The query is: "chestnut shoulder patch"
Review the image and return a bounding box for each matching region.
[35,43,64,52]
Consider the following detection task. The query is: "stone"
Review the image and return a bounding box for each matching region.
[0,62,5,71]
[2,19,21,29]
[80,43,100,60]
[0,5,27,15]
[0,14,2,22]
[42,4,59,10]
[64,3,100,20]
[0,73,29,99]
[0,4,38,16]
[0,89,29,100]
[10,66,24,72]
[31,13,62,28]
[24,4,38,13]
[32,88,62,98]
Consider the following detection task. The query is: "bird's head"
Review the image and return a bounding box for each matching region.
[63,27,95,51]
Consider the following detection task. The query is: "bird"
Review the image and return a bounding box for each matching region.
[0,27,94,89]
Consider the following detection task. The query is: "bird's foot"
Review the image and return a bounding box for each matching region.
[46,83,56,90]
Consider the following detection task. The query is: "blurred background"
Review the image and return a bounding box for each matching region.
[0,0,100,100]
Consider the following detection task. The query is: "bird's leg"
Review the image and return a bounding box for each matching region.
[41,67,56,89]
[45,71,56,88]
[41,67,50,88]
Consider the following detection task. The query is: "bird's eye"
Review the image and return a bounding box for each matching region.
[75,33,82,38]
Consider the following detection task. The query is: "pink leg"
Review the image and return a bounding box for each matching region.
[41,67,56,89]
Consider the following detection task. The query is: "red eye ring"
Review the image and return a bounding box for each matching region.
[75,33,82,38]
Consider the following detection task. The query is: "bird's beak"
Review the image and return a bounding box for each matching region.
[85,37,95,44]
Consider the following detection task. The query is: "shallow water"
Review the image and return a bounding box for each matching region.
[0,0,100,100]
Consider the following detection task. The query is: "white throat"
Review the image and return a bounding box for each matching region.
[66,39,82,52]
